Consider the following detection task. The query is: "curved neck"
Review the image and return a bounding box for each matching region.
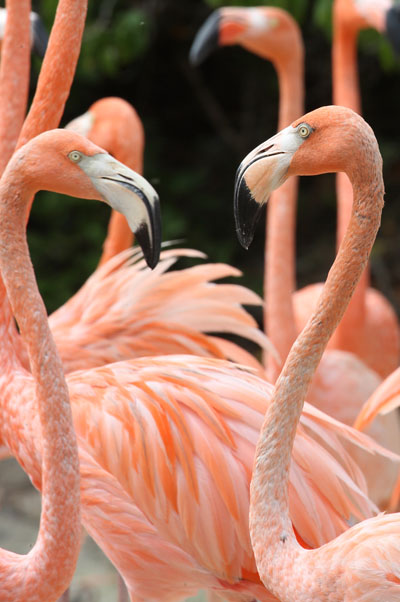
[16,0,87,150]
[0,0,31,173]
[0,171,81,599]
[250,150,383,595]
[332,3,368,332]
[265,50,303,380]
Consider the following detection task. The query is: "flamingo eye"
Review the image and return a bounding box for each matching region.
[68,151,82,163]
[298,124,311,138]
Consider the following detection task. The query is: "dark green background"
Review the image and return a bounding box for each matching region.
[28,0,400,320]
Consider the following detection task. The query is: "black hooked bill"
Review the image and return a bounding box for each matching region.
[189,10,221,66]
[386,5,400,55]
[234,162,264,250]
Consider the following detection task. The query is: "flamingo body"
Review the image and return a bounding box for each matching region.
[236,105,400,602]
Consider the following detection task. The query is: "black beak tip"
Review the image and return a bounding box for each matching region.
[189,11,221,66]
[31,13,49,58]
[386,6,400,56]
[233,177,263,250]
[135,196,162,270]
[235,225,254,250]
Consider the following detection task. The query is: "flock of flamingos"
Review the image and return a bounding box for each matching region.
[1,0,400,601]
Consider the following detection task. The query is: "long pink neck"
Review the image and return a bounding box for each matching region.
[0,0,31,173]
[264,49,304,381]
[16,0,87,151]
[332,3,368,338]
[0,170,81,600]
[249,129,383,598]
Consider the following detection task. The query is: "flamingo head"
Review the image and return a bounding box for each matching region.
[234,105,377,249]
[13,129,161,268]
[336,0,400,54]
[66,97,145,173]
[189,6,299,66]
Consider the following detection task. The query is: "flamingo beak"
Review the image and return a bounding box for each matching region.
[234,128,297,249]
[30,12,49,58]
[80,153,161,268]
[386,5,400,55]
[189,10,221,65]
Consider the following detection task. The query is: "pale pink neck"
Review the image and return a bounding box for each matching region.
[264,51,303,381]
[332,4,368,335]
[0,0,31,173]
[250,132,383,596]
[16,0,88,151]
[0,170,81,599]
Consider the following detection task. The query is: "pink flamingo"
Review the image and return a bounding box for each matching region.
[0,137,80,601]
[190,5,400,506]
[234,104,400,600]
[293,0,400,379]
[0,129,392,602]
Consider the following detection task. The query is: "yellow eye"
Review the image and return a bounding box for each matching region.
[298,124,311,138]
[68,150,82,163]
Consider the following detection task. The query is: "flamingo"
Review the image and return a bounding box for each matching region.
[0,137,80,602]
[190,5,400,507]
[234,104,400,601]
[293,0,400,380]
[0,128,394,602]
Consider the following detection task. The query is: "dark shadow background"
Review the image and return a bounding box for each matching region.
[28,0,400,320]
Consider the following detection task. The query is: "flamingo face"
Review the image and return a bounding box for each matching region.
[73,151,161,268]
[234,122,311,249]
[11,129,161,268]
[189,7,278,65]
[339,0,400,53]
[353,0,392,31]
[234,106,378,250]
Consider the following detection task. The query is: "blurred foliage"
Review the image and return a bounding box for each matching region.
[21,0,400,314]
